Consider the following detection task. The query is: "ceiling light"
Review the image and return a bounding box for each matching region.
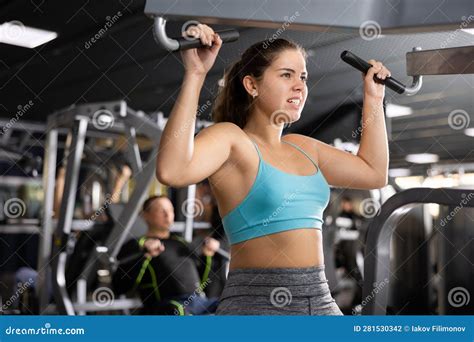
[386,103,413,118]
[388,168,411,177]
[461,29,474,35]
[0,21,57,48]
[405,153,439,164]
[464,128,474,137]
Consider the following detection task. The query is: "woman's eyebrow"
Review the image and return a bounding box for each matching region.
[277,68,307,75]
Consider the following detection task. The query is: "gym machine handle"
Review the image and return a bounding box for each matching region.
[152,17,239,52]
[340,49,423,96]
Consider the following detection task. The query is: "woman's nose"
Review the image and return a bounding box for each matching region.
[293,79,305,91]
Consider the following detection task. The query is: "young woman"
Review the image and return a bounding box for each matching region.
[156,24,389,315]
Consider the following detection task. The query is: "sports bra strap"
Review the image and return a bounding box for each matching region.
[282,140,319,168]
[250,140,263,160]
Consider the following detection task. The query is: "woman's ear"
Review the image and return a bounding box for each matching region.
[242,75,258,97]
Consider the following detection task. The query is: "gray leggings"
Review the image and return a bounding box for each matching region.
[216,265,343,315]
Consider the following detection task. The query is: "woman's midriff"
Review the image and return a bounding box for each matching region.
[229,228,324,269]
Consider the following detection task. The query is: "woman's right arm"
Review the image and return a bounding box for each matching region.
[156,25,238,187]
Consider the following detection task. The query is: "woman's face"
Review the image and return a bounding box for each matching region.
[256,49,308,124]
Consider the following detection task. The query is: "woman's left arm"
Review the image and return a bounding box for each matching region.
[291,60,390,190]
[356,59,390,187]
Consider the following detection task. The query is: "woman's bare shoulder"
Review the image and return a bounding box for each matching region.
[283,133,318,147]
[198,122,249,146]
[282,133,320,158]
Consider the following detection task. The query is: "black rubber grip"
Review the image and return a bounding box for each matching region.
[177,29,239,50]
[341,50,406,94]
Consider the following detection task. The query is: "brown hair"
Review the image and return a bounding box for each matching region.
[212,38,306,128]
[142,195,169,212]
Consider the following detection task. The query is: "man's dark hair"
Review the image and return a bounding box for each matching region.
[142,195,169,212]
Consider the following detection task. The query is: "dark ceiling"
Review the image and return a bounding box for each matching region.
[0,0,473,176]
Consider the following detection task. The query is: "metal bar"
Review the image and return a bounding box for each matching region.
[108,148,159,259]
[184,184,196,243]
[362,188,474,315]
[123,124,143,174]
[47,101,126,131]
[144,0,473,33]
[407,46,474,76]
[125,108,163,143]
[37,128,58,313]
[50,118,88,316]
[152,17,239,51]
[76,279,87,316]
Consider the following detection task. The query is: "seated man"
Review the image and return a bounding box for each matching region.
[112,195,221,315]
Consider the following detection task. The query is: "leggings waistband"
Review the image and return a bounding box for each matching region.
[221,265,329,299]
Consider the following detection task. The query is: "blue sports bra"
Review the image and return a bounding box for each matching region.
[222,139,331,245]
